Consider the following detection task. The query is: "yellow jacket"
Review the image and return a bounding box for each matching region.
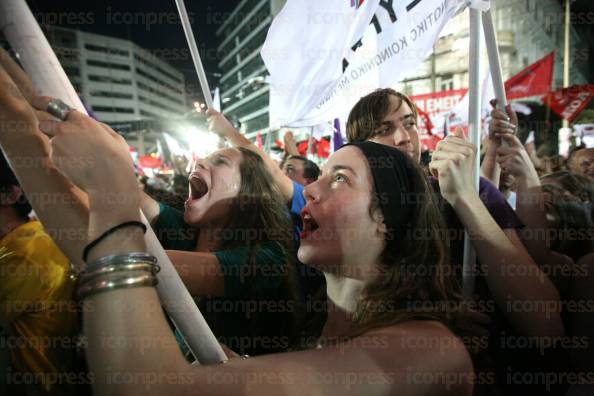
[0,220,78,394]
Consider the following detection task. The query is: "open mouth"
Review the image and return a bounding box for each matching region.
[300,208,320,239]
[188,174,209,202]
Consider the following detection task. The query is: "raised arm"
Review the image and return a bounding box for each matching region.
[284,130,300,156]
[430,129,563,338]
[496,133,574,291]
[140,191,162,225]
[85,313,473,396]
[0,61,89,266]
[206,109,294,203]
[88,269,473,395]
[30,99,183,394]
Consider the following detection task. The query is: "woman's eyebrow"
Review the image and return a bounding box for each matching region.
[401,114,415,122]
[331,165,356,176]
[209,154,229,161]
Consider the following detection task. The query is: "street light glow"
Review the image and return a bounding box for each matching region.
[179,126,220,158]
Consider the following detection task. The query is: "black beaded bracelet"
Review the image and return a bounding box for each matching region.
[82,221,147,262]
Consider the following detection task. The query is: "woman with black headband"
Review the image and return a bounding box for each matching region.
[17,87,479,395]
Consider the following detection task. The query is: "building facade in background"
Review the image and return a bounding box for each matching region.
[395,0,589,96]
[43,26,187,123]
[217,0,285,138]
[1,26,197,156]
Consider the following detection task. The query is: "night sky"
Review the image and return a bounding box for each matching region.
[25,0,240,103]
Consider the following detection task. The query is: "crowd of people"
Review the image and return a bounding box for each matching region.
[0,45,592,396]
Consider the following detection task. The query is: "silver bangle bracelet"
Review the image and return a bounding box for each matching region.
[77,272,158,300]
[79,262,160,283]
[84,253,157,273]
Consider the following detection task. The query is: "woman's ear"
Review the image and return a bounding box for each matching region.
[372,209,387,236]
[377,221,387,236]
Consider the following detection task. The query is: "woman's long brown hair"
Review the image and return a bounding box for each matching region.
[352,155,465,335]
[205,147,304,353]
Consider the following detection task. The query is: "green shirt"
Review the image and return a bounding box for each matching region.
[154,202,287,295]
[153,202,197,251]
[153,203,295,355]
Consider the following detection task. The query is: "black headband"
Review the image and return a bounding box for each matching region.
[340,141,416,240]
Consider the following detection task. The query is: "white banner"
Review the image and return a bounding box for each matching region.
[263,0,463,127]
[262,0,380,127]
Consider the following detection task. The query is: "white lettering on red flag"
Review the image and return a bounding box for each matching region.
[543,85,594,123]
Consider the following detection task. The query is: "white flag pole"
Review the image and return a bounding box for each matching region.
[481,6,513,162]
[0,0,226,365]
[469,8,482,200]
[482,9,508,109]
[462,7,483,299]
[174,0,214,109]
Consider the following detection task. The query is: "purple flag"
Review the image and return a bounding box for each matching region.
[332,118,344,152]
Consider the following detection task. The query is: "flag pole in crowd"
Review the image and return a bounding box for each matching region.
[461,1,504,299]
[482,8,508,110]
[562,0,571,130]
[0,0,226,366]
[462,5,483,299]
[175,0,228,152]
[170,0,230,363]
[174,0,214,109]
[481,6,513,162]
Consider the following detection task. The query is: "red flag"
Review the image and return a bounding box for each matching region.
[410,89,467,118]
[317,138,331,158]
[505,52,555,100]
[296,138,331,158]
[138,155,162,169]
[255,132,263,148]
[297,140,309,156]
[543,85,594,122]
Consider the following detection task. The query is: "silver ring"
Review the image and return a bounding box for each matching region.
[46,98,72,121]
